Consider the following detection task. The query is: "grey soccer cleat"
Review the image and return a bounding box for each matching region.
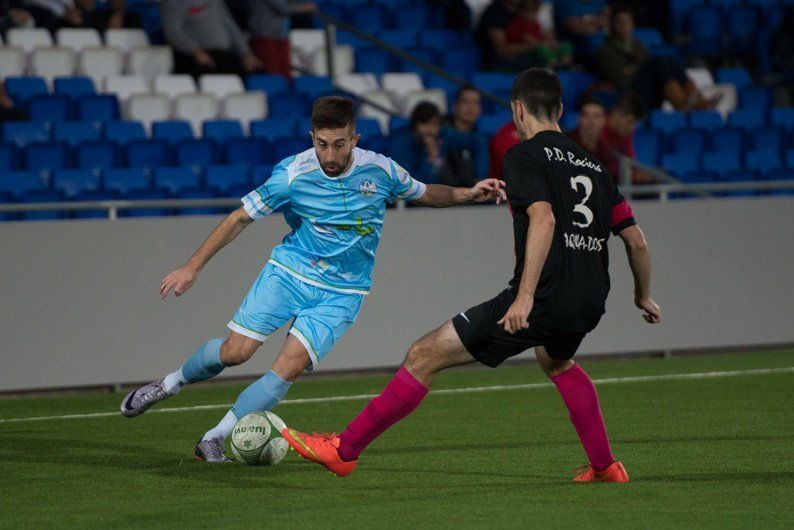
[194,438,232,462]
[120,378,174,418]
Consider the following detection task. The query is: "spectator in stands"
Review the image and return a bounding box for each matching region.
[248,0,317,81]
[391,102,488,187]
[0,84,29,123]
[76,0,142,31]
[428,0,472,32]
[448,85,482,134]
[600,92,649,183]
[566,97,609,162]
[1,1,34,32]
[22,0,83,29]
[597,6,716,111]
[554,0,609,57]
[476,0,540,71]
[488,120,519,179]
[161,0,262,78]
[505,0,573,69]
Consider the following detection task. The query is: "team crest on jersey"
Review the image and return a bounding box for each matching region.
[359,179,377,196]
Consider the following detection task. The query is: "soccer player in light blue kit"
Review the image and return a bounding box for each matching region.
[120,96,506,461]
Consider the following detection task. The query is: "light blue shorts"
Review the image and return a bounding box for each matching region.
[228,263,364,369]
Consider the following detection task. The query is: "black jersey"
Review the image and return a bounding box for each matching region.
[502,130,636,333]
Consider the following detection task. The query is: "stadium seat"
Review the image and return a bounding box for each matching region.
[356,118,382,139]
[687,5,722,57]
[478,114,508,137]
[78,46,124,83]
[771,108,794,130]
[394,5,429,33]
[355,48,396,77]
[361,91,400,135]
[6,28,52,52]
[679,170,717,184]
[335,73,380,95]
[76,141,120,170]
[0,169,48,196]
[749,126,784,153]
[18,189,66,220]
[71,189,120,219]
[56,28,102,51]
[746,150,783,174]
[738,86,772,112]
[177,187,221,216]
[381,73,424,104]
[787,149,794,170]
[419,29,460,51]
[2,121,51,148]
[52,168,99,197]
[125,139,171,168]
[471,72,514,94]
[77,94,120,122]
[380,30,418,51]
[688,110,723,131]
[154,166,200,194]
[266,93,310,120]
[711,128,745,152]
[729,109,766,130]
[440,48,480,79]
[120,187,171,217]
[54,77,96,100]
[128,94,172,132]
[246,74,289,95]
[175,139,221,169]
[250,118,297,142]
[104,76,151,103]
[224,138,270,166]
[54,121,102,147]
[199,74,245,100]
[402,89,448,116]
[104,28,149,54]
[174,94,220,136]
[250,164,274,185]
[104,120,147,146]
[203,120,244,143]
[152,120,194,143]
[716,68,753,90]
[205,164,250,193]
[4,77,49,107]
[28,95,72,123]
[309,45,355,77]
[703,150,742,176]
[103,167,148,193]
[558,71,597,111]
[727,6,758,55]
[351,5,386,34]
[23,142,70,171]
[670,128,707,156]
[633,129,662,166]
[223,93,268,129]
[0,143,18,171]
[0,47,25,79]
[294,76,334,99]
[633,27,664,48]
[559,111,579,133]
[289,29,326,60]
[154,75,197,99]
[128,46,174,80]
[650,110,687,135]
[662,152,700,178]
[271,136,311,163]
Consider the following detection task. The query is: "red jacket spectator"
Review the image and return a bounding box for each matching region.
[488,121,520,179]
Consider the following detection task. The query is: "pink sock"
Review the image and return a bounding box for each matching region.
[338,366,429,462]
[551,364,615,471]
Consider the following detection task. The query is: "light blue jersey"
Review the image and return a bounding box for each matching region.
[241,147,426,295]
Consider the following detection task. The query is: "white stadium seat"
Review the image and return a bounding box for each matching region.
[78,46,123,84]
[401,88,448,117]
[154,75,197,99]
[289,29,325,74]
[104,75,151,102]
[128,93,172,133]
[381,73,424,105]
[56,28,102,51]
[174,93,220,136]
[335,73,379,95]
[105,28,149,54]
[309,45,355,76]
[7,28,52,52]
[359,90,399,135]
[223,92,268,130]
[199,74,244,100]
[128,46,173,79]
[0,47,26,79]
[30,47,76,80]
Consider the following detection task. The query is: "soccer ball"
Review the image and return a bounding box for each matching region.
[230,411,289,466]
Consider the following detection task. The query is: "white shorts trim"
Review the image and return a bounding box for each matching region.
[268,259,370,296]
[227,321,269,342]
[289,327,319,371]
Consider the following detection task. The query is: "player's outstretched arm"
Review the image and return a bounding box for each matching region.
[413,178,506,208]
[618,224,661,324]
[159,207,254,299]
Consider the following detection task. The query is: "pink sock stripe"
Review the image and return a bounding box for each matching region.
[394,366,429,398]
[550,364,589,393]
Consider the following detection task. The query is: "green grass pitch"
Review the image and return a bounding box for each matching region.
[1,351,793,529]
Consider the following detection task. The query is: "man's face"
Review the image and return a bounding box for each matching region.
[610,110,637,138]
[454,89,482,127]
[311,126,359,177]
[414,117,442,145]
[613,12,634,40]
[579,103,606,138]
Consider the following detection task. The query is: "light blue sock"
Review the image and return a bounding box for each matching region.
[180,338,226,384]
[230,370,292,419]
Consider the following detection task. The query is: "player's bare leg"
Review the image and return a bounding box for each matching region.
[536,346,628,482]
[283,320,476,476]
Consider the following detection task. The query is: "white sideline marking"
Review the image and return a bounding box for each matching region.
[1,366,792,425]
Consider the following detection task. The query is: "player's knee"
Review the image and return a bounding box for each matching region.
[219,340,257,367]
[404,338,436,376]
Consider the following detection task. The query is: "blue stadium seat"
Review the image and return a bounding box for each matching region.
[120,187,171,218]
[688,110,723,131]
[633,129,662,166]
[23,142,70,171]
[393,5,429,33]
[355,47,396,76]
[787,149,794,170]
[440,48,480,79]
[746,150,783,174]
[669,0,704,34]
[224,138,270,166]
[679,170,716,184]
[77,94,120,122]
[358,134,389,155]
[104,120,147,146]
[53,77,96,100]
[175,138,221,169]
[246,74,289,95]
[28,95,72,122]
[711,127,746,152]
[53,168,99,197]
[471,72,515,93]
[716,68,753,89]
[420,29,461,50]
[271,135,311,163]
[53,121,101,146]
[203,120,245,143]
[125,139,171,168]
[76,140,120,170]
[18,189,66,220]
[738,86,772,112]
[250,164,274,185]
[356,118,382,138]
[633,28,664,48]
[154,166,201,194]
[177,187,221,216]
[399,47,436,75]
[687,5,722,57]
[71,189,120,219]
[4,77,48,107]
[389,116,409,133]
[2,121,51,148]
[728,109,765,130]
[352,5,386,34]
[337,29,369,49]
[559,111,579,133]
[749,126,784,153]
[103,167,148,194]
[670,128,707,157]
[650,110,687,135]
[0,169,48,196]
[558,71,597,111]
[294,76,334,99]
[267,93,311,119]
[0,143,18,171]
[479,114,509,137]
[703,150,742,176]
[771,108,794,130]
[727,5,758,55]
[662,152,700,178]
[250,118,297,142]
[152,120,194,143]
[205,164,250,193]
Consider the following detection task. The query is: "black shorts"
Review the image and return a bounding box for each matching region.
[452,289,586,367]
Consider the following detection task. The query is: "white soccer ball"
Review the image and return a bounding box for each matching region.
[230,411,289,466]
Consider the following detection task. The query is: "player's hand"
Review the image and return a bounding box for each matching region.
[497,297,533,334]
[160,266,199,299]
[469,178,507,204]
[635,297,661,324]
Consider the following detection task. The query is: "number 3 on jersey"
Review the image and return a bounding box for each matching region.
[570,175,594,228]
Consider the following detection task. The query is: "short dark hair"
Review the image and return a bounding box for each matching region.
[454,85,480,103]
[612,91,646,120]
[410,101,441,129]
[310,96,356,130]
[578,96,606,112]
[610,4,634,25]
[510,68,562,122]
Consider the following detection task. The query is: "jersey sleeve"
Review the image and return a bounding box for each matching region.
[241,161,291,220]
[502,146,550,207]
[387,159,427,201]
[610,188,637,235]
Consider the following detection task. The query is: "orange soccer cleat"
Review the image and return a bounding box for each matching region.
[282,428,358,477]
[573,461,629,483]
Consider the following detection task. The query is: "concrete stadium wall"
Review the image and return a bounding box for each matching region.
[1,197,793,391]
